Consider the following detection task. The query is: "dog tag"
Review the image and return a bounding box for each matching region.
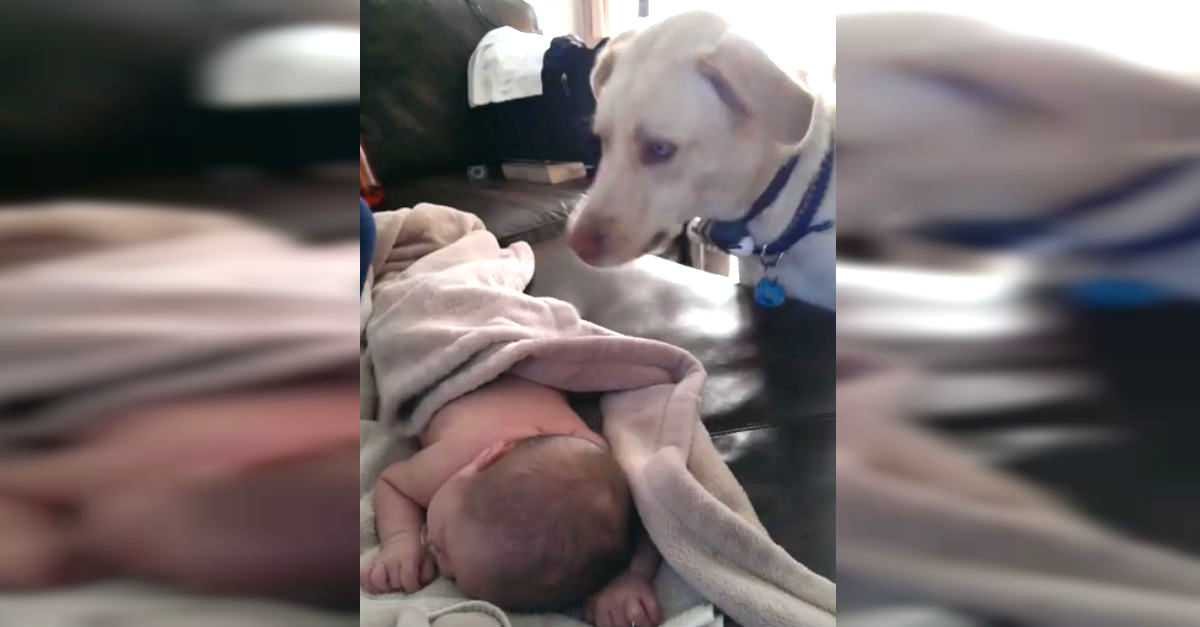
[754,277,786,307]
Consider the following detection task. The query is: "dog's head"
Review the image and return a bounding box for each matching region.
[568,11,815,266]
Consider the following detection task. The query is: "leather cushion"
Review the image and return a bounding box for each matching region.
[528,236,836,429]
[384,175,586,246]
[361,0,539,180]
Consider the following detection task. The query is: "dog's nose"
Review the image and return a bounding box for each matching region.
[568,224,605,264]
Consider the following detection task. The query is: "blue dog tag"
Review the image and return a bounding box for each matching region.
[754,277,786,307]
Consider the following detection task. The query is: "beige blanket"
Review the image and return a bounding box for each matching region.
[0,202,358,625]
[360,204,835,627]
[837,349,1200,627]
[0,202,358,448]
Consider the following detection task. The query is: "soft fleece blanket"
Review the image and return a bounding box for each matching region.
[837,349,1200,627]
[0,202,358,625]
[359,204,835,627]
[0,202,358,448]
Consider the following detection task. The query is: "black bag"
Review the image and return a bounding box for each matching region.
[470,35,603,171]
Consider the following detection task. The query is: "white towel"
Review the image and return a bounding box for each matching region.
[468,26,551,107]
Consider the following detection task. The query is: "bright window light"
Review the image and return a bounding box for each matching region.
[837,1,1200,74]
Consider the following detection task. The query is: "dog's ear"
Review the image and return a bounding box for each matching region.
[698,32,814,144]
[591,29,636,98]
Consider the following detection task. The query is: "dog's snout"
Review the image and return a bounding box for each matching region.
[568,222,606,264]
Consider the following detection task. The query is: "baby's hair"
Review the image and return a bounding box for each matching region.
[461,434,632,611]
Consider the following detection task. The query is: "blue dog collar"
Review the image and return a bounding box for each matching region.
[700,144,834,260]
[696,141,835,307]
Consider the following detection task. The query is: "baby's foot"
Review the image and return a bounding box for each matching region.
[361,529,438,594]
[585,572,663,627]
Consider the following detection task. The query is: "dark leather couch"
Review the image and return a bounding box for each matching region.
[361,0,837,619]
[4,0,358,193]
[362,0,583,244]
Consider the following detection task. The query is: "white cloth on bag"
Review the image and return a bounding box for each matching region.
[468,26,551,107]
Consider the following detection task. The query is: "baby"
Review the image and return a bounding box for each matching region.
[0,383,360,602]
[362,375,663,626]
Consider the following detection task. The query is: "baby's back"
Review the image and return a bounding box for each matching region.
[420,375,601,450]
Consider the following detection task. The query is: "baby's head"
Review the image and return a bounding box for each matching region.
[425,435,632,611]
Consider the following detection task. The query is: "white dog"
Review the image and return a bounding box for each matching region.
[567,11,835,310]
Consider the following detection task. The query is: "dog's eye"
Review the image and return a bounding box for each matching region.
[640,140,677,165]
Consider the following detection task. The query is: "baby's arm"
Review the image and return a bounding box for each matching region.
[373,463,426,545]
[586,521,664,627]
[364,442,463,594]
[626,528,661,581]
[363,459,435,593]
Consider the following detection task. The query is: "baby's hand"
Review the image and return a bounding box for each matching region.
[361,530,437,594]
[585,572,663,627]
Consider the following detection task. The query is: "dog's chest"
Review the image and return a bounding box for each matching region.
[695,156,836,308]
[741,203,836,309]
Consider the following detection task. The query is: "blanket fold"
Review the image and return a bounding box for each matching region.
[361,204,835,627]
[0,202,358,445]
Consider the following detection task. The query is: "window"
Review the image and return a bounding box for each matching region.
[604,0,833,75]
